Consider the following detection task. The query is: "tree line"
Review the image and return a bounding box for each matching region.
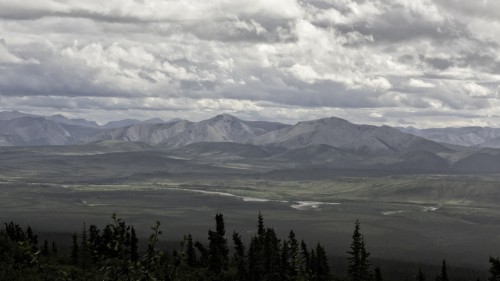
[0,213,497,280]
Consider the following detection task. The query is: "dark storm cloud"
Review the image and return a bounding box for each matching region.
[420,56,453,70]
[0,55,138,98]
[0,9,142,23]
[335,15,464,44]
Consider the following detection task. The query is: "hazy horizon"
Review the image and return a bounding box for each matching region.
[4,109,500,129]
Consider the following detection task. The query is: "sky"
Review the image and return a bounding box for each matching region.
[0,0,499,127]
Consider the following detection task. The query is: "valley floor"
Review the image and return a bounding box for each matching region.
[2,174,500,272]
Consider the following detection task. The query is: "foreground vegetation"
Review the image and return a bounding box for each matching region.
[0,213,498,281]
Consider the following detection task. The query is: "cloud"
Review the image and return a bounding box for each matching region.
[408,79,435,88]
[463,82,492,98]
[0,0,499,127]
[0,0,303,23]
[0,39,24,63]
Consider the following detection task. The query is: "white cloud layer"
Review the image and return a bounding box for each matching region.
[0,0,499,127]
[0,39,24,63]
[408,79,435,89]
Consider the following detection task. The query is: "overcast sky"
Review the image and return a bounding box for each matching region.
[0,0,499,127]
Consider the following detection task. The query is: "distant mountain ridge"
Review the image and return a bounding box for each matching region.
[88,114,290,147]
[0,110,498,152]
[0,111,444,154]
[3,111,500,173]
[399,126,500,148]
[253,117,448,153]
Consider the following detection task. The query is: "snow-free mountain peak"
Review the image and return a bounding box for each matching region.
[296,116,352,126]
[206,113,241,123]
[253,116,448,153]
[0,116,72,146]
[143,118,164,124]
[86,114,286,147]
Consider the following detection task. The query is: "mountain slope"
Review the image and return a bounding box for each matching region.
[253,117,449,153]
[61,125,104,141]
[274,144,361,166]
[169,142,284,159]
[0,116,72,146]
[89,114,289,147]
[400,126,500,147]
[451,152,500,173]
[87,121,187,145]
[388,150,450,171]
[172,114,288,144]
[478,136,500,148]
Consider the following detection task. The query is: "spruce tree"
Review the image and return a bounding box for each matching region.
[249,236,265,281]
[315,243,330,281]
[71,232,79,265]
[280,240,291,280]
[300,240,311,279]
[288,230,300,279]
[232,231,247,281]
[130,226,139,262]
[348,220,362,281]
[4,222,22,242]
[257,212,265,239]
[41,240,49,257]
[263,228,281,280]
[143,220,162,274]
[26,226,38,251]
[195,241,209,267]
[374,266,383,281]
[79,222,93,276]
[101,225,113,258]
[417,268,426,281]
[489,256,500,281]
[434,260,448,281]
[208,213,229,274]
[248,213,267,281]
[232,231,245,261]
[51,240,58,255]
[88,224,100,262]
[359,237,371,280]
[186,234,197,267]
[310,248,317,280]
[438,259,449,281]
[347,220,371,281]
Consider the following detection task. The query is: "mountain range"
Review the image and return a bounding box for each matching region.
[0,111,448,151]
[2,110,499,148]
[1,110,500,174]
